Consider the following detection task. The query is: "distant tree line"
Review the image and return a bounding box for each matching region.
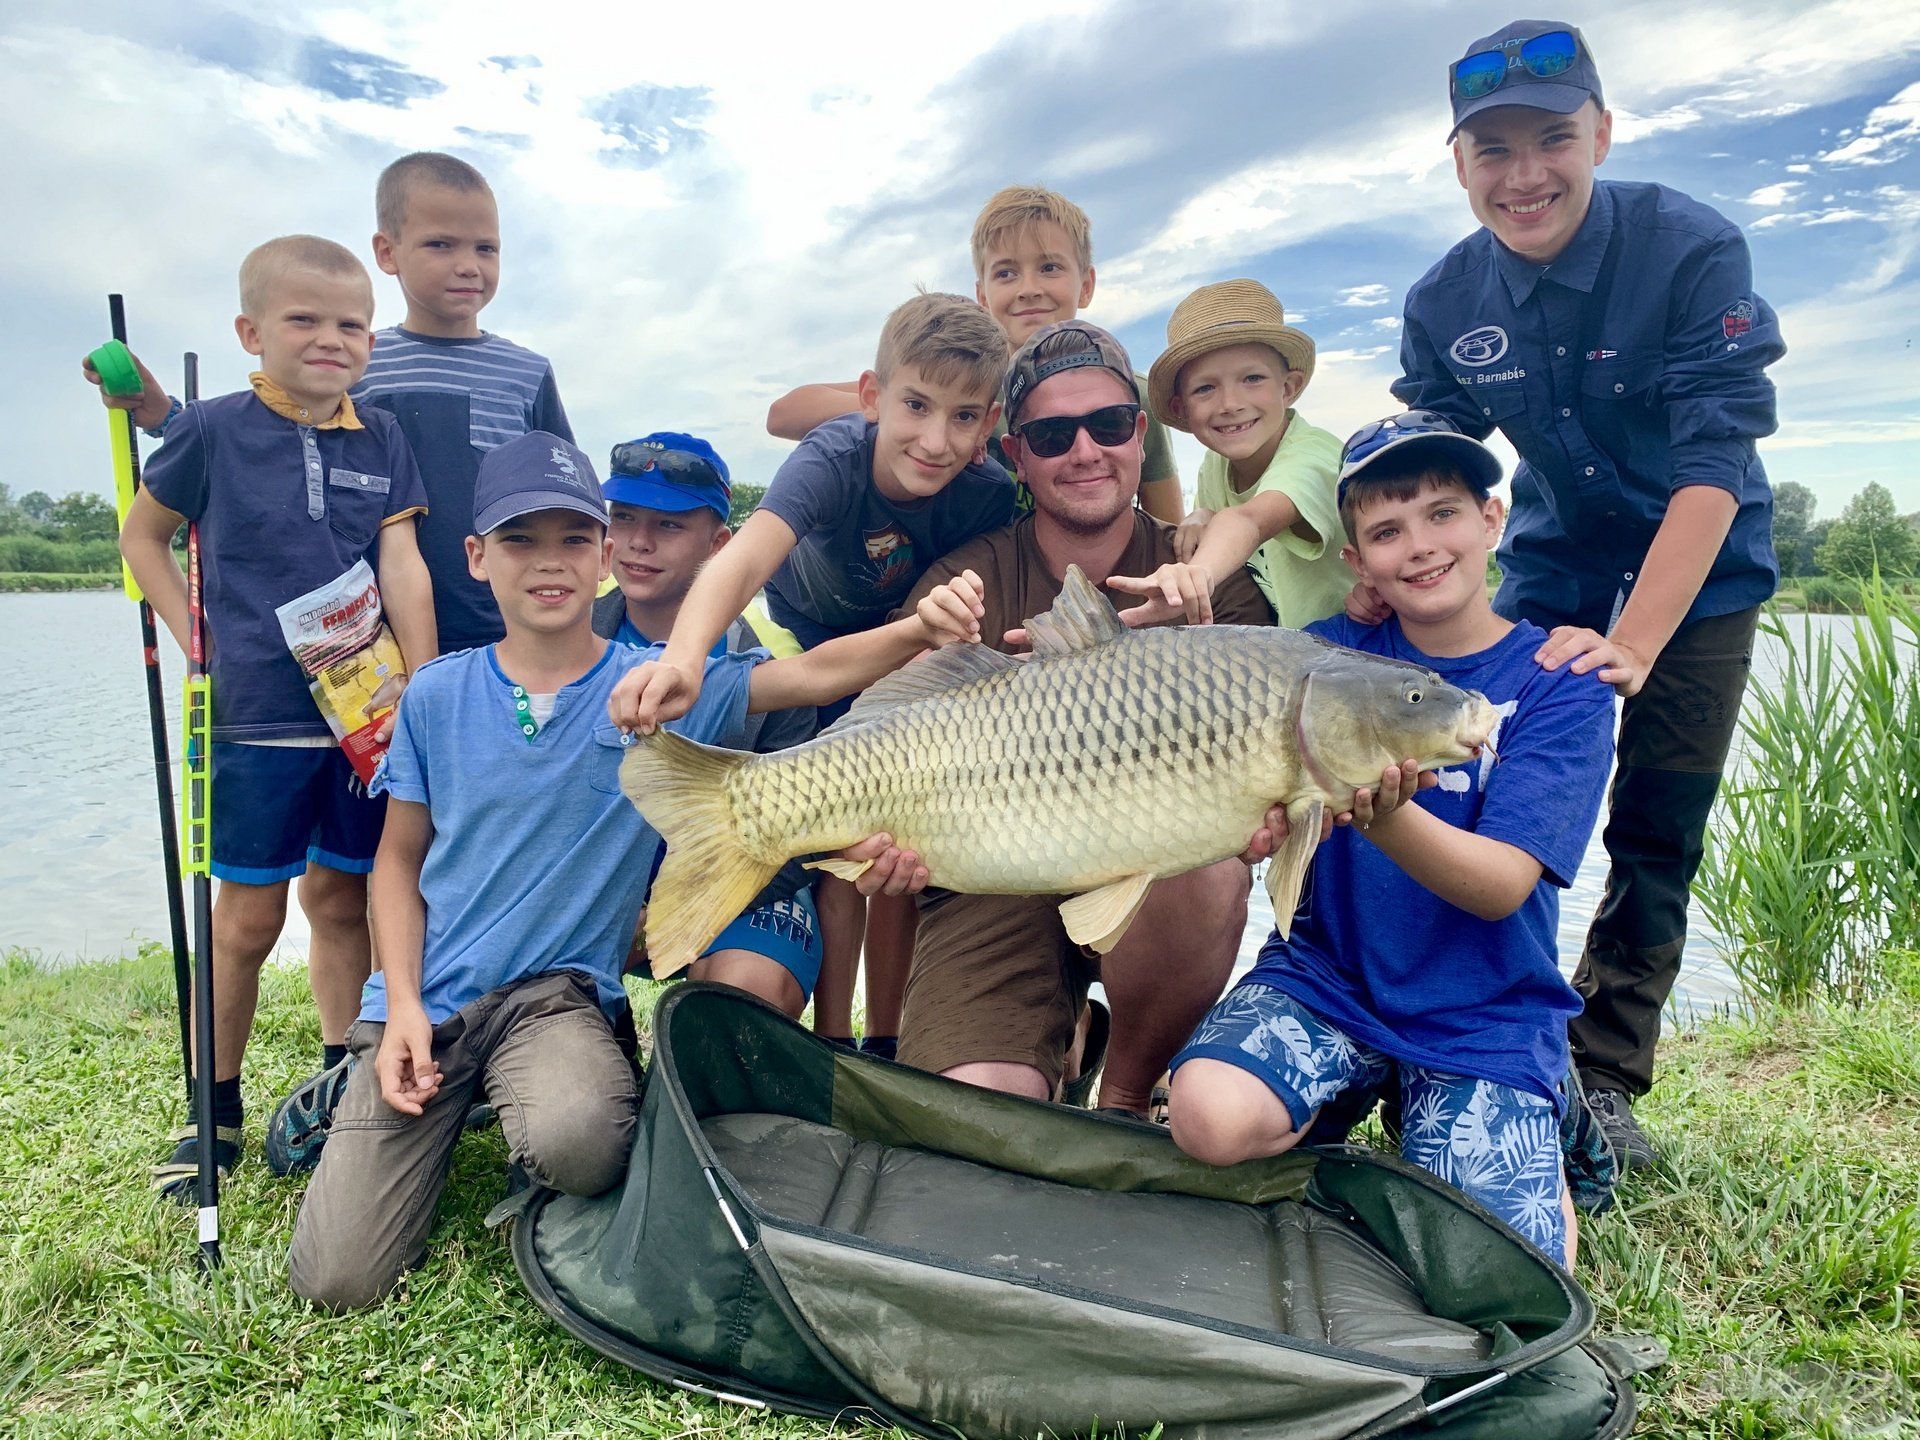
[1773,480,1920,581]
[0,484,121,574]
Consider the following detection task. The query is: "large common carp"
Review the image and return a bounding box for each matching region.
[624,567,1499,975]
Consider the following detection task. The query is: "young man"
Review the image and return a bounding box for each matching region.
[287,431,985,1310]
[591,431,821,1016]
[1170,412,1617,1267]
[116,236,435,1198]
[766,185,1184,523]
[893,321,1273,1117]
[1383,20,1784,1167]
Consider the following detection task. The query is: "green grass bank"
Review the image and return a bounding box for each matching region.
[2,947,1915,1439]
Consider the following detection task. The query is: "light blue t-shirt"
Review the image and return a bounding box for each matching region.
[1244,613,1616,1104]
[365,640,759,1024]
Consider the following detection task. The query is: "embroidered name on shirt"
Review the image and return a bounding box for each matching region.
[1453,367,1529,386]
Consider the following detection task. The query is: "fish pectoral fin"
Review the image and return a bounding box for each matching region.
[1265,799,1324,942]
[803,857,875,882]
[1058,872,1154,954]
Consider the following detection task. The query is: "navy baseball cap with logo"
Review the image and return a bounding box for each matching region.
[1337,411,1504,506]
[1448,20,1603,141]
[604,432,733,522]
[472,430,608,534]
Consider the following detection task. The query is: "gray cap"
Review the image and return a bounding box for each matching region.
[472,431,609,534]
[1448,21,1602,141]
[1002,320,1140,427]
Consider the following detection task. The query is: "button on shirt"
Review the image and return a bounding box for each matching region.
[1395,180,1784,629]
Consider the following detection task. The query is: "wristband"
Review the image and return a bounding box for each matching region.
[143,395,185,441]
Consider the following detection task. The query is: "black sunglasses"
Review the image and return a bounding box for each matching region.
[1012,403,1142,459]
[607,442,729,497]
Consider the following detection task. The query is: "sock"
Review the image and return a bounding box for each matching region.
[322,1043,348,1071]
[818,1035,857,1052]
[858,1035,898,1061]
[212,1075,244,1131]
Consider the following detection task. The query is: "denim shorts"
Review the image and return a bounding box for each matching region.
[1174,982,1567,1260]
[210,741,384,885]
[700,884,823,1000]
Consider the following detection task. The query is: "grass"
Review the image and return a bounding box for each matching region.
[4,948,1917,1439]
[0,573,119,593]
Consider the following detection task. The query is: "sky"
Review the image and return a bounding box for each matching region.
[4,1,1918,525]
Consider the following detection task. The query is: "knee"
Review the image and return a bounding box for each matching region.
[299,869,369,932]
[1167,1064,1294,1167]
[520,1092,637,1197]
[288,1239,398,1313]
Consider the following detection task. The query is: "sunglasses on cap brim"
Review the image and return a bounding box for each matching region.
[1012,404,1142,459]
[1450,29,1581,102]
[1342,410,1464,466]
[608,442,727,496]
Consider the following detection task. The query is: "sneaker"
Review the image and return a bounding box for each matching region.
[265,1057,353,1176]
[1561,1073,1620,1213]
[1584,1085,1658,1172]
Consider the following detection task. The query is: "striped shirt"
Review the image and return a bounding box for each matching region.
[352,328,572,651]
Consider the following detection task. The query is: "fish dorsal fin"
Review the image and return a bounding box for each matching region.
[1024,565,1128,658]
[818,642,1021,738]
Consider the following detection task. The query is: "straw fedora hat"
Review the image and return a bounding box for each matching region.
[1146,279,1316,432]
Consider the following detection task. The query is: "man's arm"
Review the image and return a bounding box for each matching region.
[370,798,440,1115]
[767,381,861,441]
[118,489,191,652]
[1390,307,1494,439]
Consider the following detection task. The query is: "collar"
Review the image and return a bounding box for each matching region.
[249,372,363,429]
[1493,181,1614,307]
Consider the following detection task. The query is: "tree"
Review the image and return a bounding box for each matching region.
[46,492,120,542]
[1771,481,1816,577]
[17,491,54,527]
[1803,518,1835,576]
[728,482,767,530]
[1815,482,1919,580]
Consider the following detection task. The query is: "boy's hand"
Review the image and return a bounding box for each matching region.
[1238,802,1333,863]
[1344,582,1392,627]
[610,659,700,733]
[81,347,172,431]
[1108,563,1215,627]
[1173,507,1214,563]
[916,568,986,648]
[375,1010,441,1116]
[1339,759,1437,834]
[1535,626,1651,698]
[369,673,410,745]
[842,832,931,897]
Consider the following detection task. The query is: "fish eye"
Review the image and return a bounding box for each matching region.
[1406,687,1423,704]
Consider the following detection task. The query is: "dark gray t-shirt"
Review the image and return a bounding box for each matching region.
[761,414,1014,638]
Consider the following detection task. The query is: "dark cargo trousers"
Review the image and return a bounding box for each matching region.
[288,970,638,1311]
[1566,606,1758,1098]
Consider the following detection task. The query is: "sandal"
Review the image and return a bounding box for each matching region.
[265,1057,353,1176]
[1148,1074,1172,1127]
[1061,999,1111,1109]
[151,1122,242,1204]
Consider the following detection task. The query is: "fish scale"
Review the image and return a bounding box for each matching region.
[623,566,1497,975]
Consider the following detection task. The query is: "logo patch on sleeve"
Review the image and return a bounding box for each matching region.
[1721,300,1755,340]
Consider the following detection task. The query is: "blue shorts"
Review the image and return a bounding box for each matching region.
[1174,983,1567,1260]
[210,742,384,885]
[701,884,822,1000]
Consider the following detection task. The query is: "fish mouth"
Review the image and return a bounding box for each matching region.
[1454,696,1501,761]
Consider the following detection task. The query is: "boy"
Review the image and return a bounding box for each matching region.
[1382,21,1784,1167]
[117,235,436,1199]
[766,185,1184,524]
[634,291,1013,1056]
[286,431,985,1310]
[1113,278,1349,628]
[1167,412,1615,1267]
[356,151,574,654]
[591,431,821,1016]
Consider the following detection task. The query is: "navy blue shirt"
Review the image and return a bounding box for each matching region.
[351,329,572,653]
[1395,180,1783,629]
[142,391,427,741]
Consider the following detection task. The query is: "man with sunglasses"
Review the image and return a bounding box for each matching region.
[887,321,1274,1118]
[1385,20,1785,1168]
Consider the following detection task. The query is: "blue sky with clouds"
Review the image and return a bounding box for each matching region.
[5,1,1916,525]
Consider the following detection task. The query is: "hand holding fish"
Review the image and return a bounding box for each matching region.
[1533,626,1651,698]
[842,832,932,898]
[1341,758,1437,833]
[1345,581,1392,627]
[1238,803,1333,864]
[915,568,988,648]
[610,658,701,734]
[1107,563,1216,628]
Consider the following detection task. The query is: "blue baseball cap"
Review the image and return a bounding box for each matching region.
[472,431,608,534]
[604,433,732,522]
[1337,411,1503,506]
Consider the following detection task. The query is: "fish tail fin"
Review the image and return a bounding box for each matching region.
[620,730,779,978]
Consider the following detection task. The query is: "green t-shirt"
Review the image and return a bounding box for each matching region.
[991,370,1177,516]
[1195,409,1350,629]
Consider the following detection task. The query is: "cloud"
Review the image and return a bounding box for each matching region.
[1336,284,1392,307]
[142,11,443,107]
[1745,181,1799,206]
[486,54,539,72]
[586,84,713,168]
[1818,80,1920,164]
[1371,315,1403,331]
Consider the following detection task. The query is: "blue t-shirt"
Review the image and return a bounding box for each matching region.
[760,414,1014,639]
[1244,614,1615,1104]
[365,640,759,1024]
[1395,181,1783,631]
[351,328,572,653]
[141,391,427,741]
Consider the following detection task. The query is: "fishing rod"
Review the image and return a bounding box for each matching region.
[182,349,222,1270]
[89,301,193,1099]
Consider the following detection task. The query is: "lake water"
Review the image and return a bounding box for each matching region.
[0,594,1856,1018]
